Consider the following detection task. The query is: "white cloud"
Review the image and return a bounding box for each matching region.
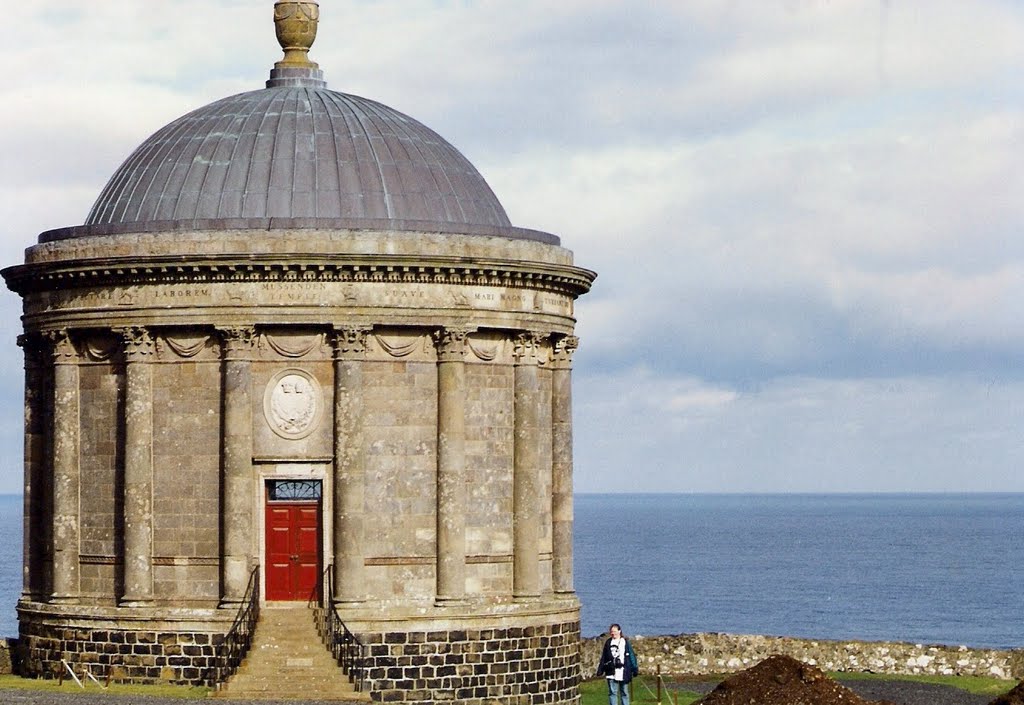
[575,369,1024,493]
[0,1,1021,494]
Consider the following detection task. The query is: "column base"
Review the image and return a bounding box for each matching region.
[48,594,80,605]
[513,592,541,602]
[434,596,468,607]
[120,597,155,607]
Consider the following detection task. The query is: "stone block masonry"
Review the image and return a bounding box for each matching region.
[582,632,1024,681]
[13,606,232,685]
[361,619,581,705]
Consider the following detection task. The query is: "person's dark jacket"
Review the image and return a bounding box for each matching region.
[596,636,639,683]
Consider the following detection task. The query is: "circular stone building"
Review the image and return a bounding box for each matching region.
[2,3,594,703]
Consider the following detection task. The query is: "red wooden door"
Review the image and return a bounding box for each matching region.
[265,501,321,601]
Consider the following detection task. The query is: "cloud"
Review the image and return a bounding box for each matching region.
[0,1,1021,494]
[574,369,1024,493]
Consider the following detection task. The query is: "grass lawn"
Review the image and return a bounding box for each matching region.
[581,671,1018,704]
[581,676,703,705]
[0,673,211,698]
[833,670,1017,697]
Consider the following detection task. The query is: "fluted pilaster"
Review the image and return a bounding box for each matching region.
[18,334,47,600]
[434,327,470,603]
[551,335,578,596]
[219,326,255,605]
[513,332,545,599]
[47,330,80,603]
[118,327,156,604]
[332,326,370,604]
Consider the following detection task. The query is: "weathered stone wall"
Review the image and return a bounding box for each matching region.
[78,358,121,601]
[582,633,1024,680]
[362,619,581,705]
[152,357,221,603]
[362,352,438,601]
[464,358,514,596]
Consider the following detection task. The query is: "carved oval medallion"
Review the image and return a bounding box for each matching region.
[263,368,322,440]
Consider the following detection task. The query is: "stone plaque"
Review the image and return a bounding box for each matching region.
[263,368,323,440]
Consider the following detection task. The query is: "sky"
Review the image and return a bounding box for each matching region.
[0,1,1021,494]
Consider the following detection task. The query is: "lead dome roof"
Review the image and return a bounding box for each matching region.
[45,3,555,245]
[86,87,512,232]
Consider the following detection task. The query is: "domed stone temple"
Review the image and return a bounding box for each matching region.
[2,3,594,703]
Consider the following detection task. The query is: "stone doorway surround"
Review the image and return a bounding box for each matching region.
[258,467,330,604]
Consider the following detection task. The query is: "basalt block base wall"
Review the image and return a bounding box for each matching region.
[359,618,581,705]
[16,604,229,685]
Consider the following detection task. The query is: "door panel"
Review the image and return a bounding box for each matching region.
[265,498,322,601]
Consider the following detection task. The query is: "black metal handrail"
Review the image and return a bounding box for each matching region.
[211,567,260,686]
[313,564,366,691]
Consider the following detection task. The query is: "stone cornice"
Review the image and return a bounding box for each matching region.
[2,253,596,299]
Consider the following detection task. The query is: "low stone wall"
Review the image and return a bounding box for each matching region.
[582,633,1024,680]
[0,638,12,675]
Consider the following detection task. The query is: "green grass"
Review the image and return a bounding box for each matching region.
[581,671,1019,705]
[0,673,212,698]
[581,676,703,705]
[833,670,1017,697]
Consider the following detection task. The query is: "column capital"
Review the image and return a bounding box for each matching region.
[433,327,472,363]
[512,331,547,366]
[116,326,156,362]
[44,329,78,364]
[551,335,579,368]
[332,325,372,360]
[218,326,256,359]
[17,332,43,350]
[17,333,46,368]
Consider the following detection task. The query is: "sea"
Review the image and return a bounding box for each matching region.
[0,493,1020,649]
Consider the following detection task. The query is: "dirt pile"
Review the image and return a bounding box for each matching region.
[990,680,1024,705]
[694,654,898,705]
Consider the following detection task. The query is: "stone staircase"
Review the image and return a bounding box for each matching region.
[216,604,368,701]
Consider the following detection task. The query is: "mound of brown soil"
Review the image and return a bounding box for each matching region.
[694,654,898,705]
[989,680,1024,705]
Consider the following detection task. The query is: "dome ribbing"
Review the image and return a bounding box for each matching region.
[86,88,511,231]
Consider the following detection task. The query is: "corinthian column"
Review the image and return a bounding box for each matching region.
[434,328,470,604]
[119,327,155,605]
[18,334,46,600]
[219,326,255,605]
[332,326,370,604]
[513,332,545,600]
[48,330,80,604]
[551,335,578,596]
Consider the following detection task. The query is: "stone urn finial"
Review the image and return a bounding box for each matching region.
[274,1,320,69]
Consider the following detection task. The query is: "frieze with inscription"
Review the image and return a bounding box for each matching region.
[29,282,573,317]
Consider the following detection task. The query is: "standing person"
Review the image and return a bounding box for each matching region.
[597,623,638,705]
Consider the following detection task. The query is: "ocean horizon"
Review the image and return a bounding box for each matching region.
[0,492,1021,649]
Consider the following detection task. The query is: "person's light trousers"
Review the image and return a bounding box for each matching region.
[607,678,629,705]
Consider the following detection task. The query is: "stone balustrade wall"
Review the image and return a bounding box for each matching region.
[582,633,1024,681]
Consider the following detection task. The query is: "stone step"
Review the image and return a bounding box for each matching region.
[216,604,367,701]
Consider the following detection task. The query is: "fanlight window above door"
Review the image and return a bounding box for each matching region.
[267,480,322,501]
